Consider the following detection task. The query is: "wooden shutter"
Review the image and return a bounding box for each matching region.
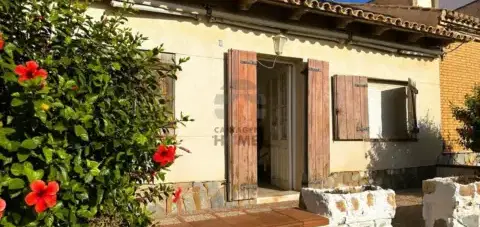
[227,49,257,201]
[407,78,419,138]
[333,75,369,140]
[307,59,330,187]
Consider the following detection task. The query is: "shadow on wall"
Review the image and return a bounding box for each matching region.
[365,117,444,189]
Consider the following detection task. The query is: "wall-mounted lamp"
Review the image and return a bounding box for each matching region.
[273,34,287,56]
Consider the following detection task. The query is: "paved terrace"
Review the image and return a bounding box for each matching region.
[155,189,423,227]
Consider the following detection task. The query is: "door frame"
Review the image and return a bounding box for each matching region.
[258,57,296,190]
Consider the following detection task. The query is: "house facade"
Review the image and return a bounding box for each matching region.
[88,0,472,216]
[354,0,480,170]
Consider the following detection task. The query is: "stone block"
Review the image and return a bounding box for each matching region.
[374,218,392,227]
[182,191,196,213]
[225,201,238,208]
[211,190,225,209]
[193,182,210,210]
[423,176,480,227]
[300,185,395,226]
[146,199,167,219]
[204,181,223,197]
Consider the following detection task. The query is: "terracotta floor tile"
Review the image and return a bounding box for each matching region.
[219,214,267,227]
[181,214,216,222]
[157,223,193,227]
[276,208,329,227]
[250,211,299,227]
[188,218,232,227]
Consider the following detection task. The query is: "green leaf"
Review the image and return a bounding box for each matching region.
[90,168,100,176]
[133,133,147,145]
[0,128,15,136]
[24,162,44,182]
[11,98,25,107]
[84,173,93,183]
[112,62,121,70]
[21,139,38,150]
[86,160,99,169]
[43,147,53,164]
[61,107,76,120]
[10,163,23,176]
[74,125,89,141]
[96,187,104,205]
[53,122,67,132]
[56,149,68,159]
[8,178,25,190]
[45,215,54,227]
[17,151,30,162]
[2,72,18,83]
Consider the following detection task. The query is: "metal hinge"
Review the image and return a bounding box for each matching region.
[240,60,257,65]
[356,126,369,132]
[240,184,257,190]
[354,83,368,87]
[308,67,321,72]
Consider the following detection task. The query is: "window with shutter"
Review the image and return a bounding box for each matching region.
[153,52,176,115]
[366,78,418,141]
[407,78,419,139]
[334,76,419,141]
[151,52,176,136]
[333,75,369,140]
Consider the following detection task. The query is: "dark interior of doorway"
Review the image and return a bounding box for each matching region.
[257,62,271,188]
[256,60,288,194]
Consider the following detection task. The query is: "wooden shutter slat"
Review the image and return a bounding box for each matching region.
[407,78,418,138]
[321,61,330,178]
[307,59,330,187]
[334,76,347,139]
[247,51,257,199]
[345,76,355,139]
[353,76,362,139]
[227,49,257,201]
[360,77,369,138]
[333,75,369,140]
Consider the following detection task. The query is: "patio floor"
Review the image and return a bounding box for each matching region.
[154,189,424,227]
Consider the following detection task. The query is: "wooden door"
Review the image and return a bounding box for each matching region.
[227,49,258,201]
[307,59,330,188]
[269,67,290,190]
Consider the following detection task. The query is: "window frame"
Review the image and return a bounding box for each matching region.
[366,78,418,142]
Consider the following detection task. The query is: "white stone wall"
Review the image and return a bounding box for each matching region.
[423,176,480,227]
[300,186,396,227]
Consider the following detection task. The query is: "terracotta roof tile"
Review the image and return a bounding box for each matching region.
[268,0,475,41]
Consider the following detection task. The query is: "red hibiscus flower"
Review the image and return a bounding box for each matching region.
[0,198,5,219]
[14,61,48,83]
[0,35,4,51]
[25,180,59,213]
[152,145,176,166]
[173,188,182,203]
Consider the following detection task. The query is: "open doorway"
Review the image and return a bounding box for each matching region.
[257,59,297,200]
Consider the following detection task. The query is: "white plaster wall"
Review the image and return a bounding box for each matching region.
[87,3,442,182]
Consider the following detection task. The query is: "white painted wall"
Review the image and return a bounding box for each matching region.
[87,3,443,182]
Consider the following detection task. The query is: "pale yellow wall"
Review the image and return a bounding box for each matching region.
[87,3,442,182]
[416,0,434,7]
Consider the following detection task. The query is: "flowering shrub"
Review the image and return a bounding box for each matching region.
[0,0,190,226]
[452,86,480,151]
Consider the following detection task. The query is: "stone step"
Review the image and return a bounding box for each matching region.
[257,193,300,204]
